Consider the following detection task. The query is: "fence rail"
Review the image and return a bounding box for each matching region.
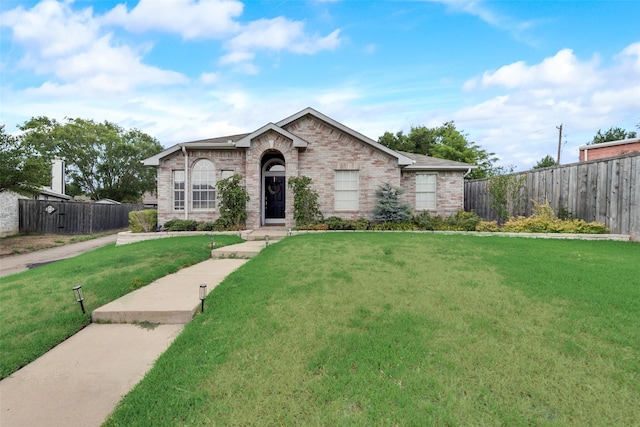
[464,153,639,237]
[19,200,144,234]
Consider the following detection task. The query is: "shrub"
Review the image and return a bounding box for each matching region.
[446,210,482,231]
[374,182,412,223]
[298,223,329,231]
[475,220,500,232]
[288,176,323,227]
[196,222,216,231]
[502,200,609,234]
[485,168,527,221]
[163,219,197,231]
[325,216,353,230]
[216,174,249,229]
[128,209,157,233]
[371,222,418,231]
[353,217,372,230]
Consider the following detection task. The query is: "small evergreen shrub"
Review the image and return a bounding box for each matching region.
[371,222,418,231]
[163,219,197,231]
[374,182,412,223]
[353,217,372,230]
[412,210,480,231]
[446,210,482,231]
[128,209,157,233]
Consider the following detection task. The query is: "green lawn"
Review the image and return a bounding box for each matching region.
[104,233,640,426]
[0,235,243,379]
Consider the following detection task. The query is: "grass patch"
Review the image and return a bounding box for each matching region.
[0,234,242,379]
[104,233,640,426]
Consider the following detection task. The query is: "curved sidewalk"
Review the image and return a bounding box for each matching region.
[0,239,271,427]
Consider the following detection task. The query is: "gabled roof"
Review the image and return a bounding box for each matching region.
[398,151,475,171]
[143,134,249,166]
[277,107,413,166]
[235,123,308,148]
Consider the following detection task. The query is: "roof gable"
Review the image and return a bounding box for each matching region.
[277,107,413,166]
[235,123,308,148]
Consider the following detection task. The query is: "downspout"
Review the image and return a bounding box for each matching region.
[463,168,472,178]
[182,145,189,220]
[584,147,588,162]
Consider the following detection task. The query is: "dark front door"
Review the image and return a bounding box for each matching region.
[265,176,285,219]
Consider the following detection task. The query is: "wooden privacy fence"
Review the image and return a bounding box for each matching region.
[464,153,639,237]
[19,200,145,234]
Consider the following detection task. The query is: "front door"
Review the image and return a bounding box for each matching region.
[265,175,285,222]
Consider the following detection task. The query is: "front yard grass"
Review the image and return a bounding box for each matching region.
[105,233,640,426]
[0,235,242,379]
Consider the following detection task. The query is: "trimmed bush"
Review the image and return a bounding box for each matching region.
[196,222,216,231]
[163,219,197,231]
[501,200,609,234]
[475,220,500,232]
[128,209,157,233]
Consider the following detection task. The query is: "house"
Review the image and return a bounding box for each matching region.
[579,138,640,162]
[143,108,474,229]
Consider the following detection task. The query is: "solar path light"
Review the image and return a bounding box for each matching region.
[199,284,207,313]
[73,286,85,314]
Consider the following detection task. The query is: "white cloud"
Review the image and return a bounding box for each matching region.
[1,0,98,58]
[454,43,640,168]
[221,17,341,68]
[102,0,243,39]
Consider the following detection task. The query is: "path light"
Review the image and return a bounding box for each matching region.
[73,286,85,314]
[288,228,292,236]
[199,284,207,313]
[210,234,215,250]
[265,235,270,247]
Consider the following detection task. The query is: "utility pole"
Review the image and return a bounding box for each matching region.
[556,124,563,164]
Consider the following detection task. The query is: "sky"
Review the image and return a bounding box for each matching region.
[1,0,639,170]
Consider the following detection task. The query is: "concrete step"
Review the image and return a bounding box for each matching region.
[246,227,289,241]
[92,259,247,324]
[211,240,269,258]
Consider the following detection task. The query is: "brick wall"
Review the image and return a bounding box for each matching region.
[400,170,465,216]
[286,116,401,220]
[580,141,640,162]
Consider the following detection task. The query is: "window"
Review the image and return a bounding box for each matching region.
[173,170,185,210]
[416,173,437,210]
[220,170,234,180]
[335,170,359,211]
[192,160,216,210]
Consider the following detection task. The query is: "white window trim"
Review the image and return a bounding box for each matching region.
[173,170,185,211]
[191,159,216,211]
[416,173,437,211]
[335,170,359,211]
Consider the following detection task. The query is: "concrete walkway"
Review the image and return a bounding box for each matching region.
[0,235,278,427]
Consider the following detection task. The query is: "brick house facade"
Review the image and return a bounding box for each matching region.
[143,108,474,229]
[579,138,640,162]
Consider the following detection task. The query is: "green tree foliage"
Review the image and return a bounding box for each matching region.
[216,174,250,229]
[0,125,50,195]
[532,155,558,170]
[373,182,412,223]
[589,126,637,145]
[378,122,497,179]
[287,176,323,227]
[19,117,163,202]
[485,167,527,222]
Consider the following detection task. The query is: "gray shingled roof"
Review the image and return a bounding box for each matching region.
[397,151,475,171]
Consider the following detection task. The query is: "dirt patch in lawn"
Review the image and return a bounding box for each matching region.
[0,232,120,257]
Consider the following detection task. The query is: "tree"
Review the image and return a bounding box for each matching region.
[287,176,323,227]
[19,117,163,202]
[532,155,558,170]
[378,122,497,179]
[0,125,50,195]
[373,182,412,223]
[589,126,637,145]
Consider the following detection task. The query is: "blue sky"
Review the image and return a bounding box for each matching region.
[1,0,639,170]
